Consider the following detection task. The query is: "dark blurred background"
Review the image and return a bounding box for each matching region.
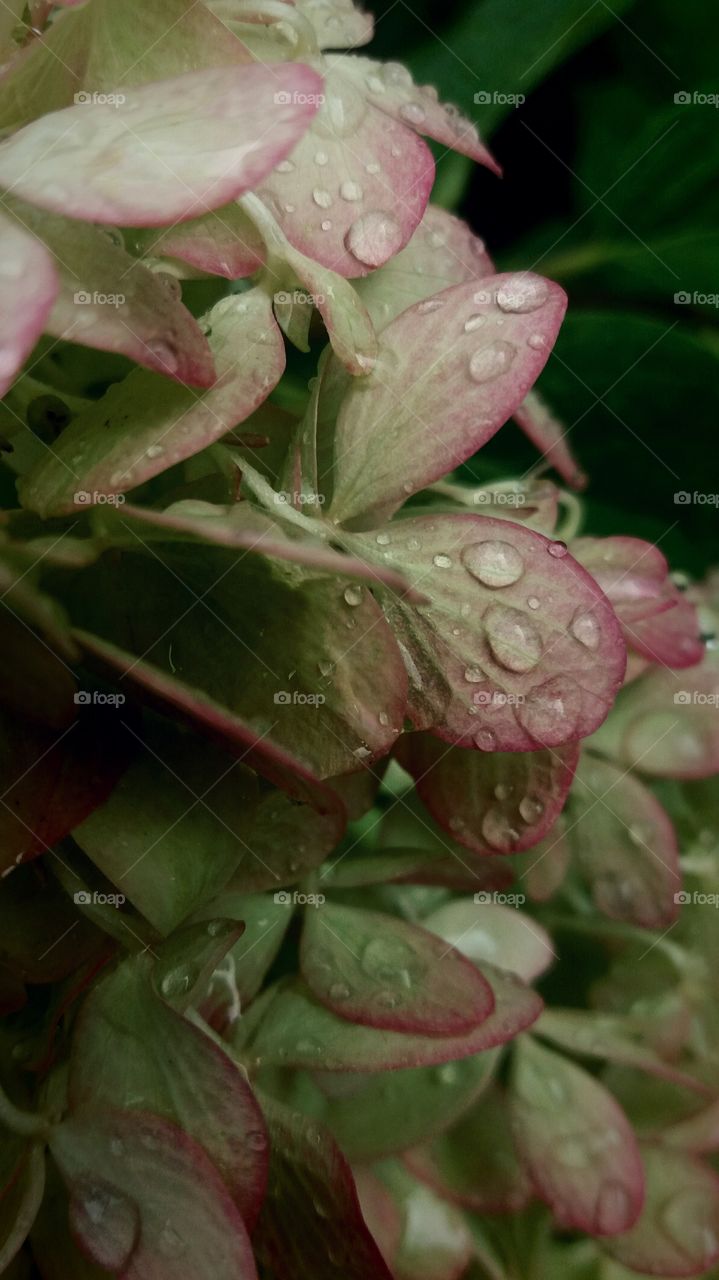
[369,0,719,574]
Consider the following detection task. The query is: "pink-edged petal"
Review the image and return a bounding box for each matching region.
[299,900,495,1034]
[331,54,500,174]
[595,653,719,779]
[355,204,494,330]
[8,200,214,385]
[601,1142,719,1277]
[568,752,681,929]
[19,290,284,515]
[329,274,567,526]
[423,899,555,983]
[513,390,587,489]
[258,64,434,278]
[513,814,571,902]
[535,1008,712,1099]
[0,211,58,396]
[404,1083,532,1215]
[50,1109,257,1279]
[572,535,703,667]
[354,514,627,750]
[510,1036,645,1236]
[133,204,266,280]
[254,1096,394,1280]
[0,65,323,226]
[70,954,268,1229]
[244,965,543,1072]
[629,598,704,669]
[398,733,578,855]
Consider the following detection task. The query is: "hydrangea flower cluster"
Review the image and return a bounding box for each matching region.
[0,2,717,1279]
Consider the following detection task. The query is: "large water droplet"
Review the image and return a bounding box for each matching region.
[571,607,600,649]
[462,540,525,588]
[345,212,403,267]
[72,1182,139,1271]
[344,584,363,607]
[496,276,549,314]
[485,604,543,673]
[312,188,333,209]
[340,179,363,202]
[519,795,544,823]
[361,936,424,988]
[481,808,520,851]
[469,340,516,383]
[518,676,582,744]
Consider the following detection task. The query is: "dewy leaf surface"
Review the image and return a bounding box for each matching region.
[70,954,268,1228]
[510,1036,644,1236]
[253,1095,394,1280]
[0,65,323,226]
[50,1109,258,1279]
[601,1143,719,1276]
[568,752,681,929]
[242,964,542,1072]
[299,900,495,1033]
[258,62,434,278]
[19,291,285,515]
[329,275,567,526]
[398,734,578,854]
[354,514,626,749]
[0,211,58,398]
[5,200,215,386]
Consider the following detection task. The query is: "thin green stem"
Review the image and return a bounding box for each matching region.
[0,1083,50,1140]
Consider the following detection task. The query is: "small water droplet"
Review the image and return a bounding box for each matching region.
[571,607,600,649]
[399,101,426,125]
[160,967,191,998]
[146,444,164,459]
[519,795,544,823]
[318,659,333,677]
[321,218,332,231]
[147,339,179,374]
[547,539,568,558]
[527,596,540,610]
[344,584,363,606]
[376,532,390,546]
[474,728,497,751]
[464,313,487,332]
[340,179,363,201]
[433,553,452,568]
[313,188,333,209]
[464,665,484,683]
[418,298,445,314]
[276,158,294,173]
[314,150,329,166]
[378,711,390,726]
[469,340,516,383]
[329,981,352,1001]
[481,807,519,850]
[494,783,512,801]
[518,676,582,744]
[485,604,543,673]
[528,333,546,349]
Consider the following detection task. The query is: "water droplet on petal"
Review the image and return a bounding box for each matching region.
[345,212,403,267]
[276,159,295,173]
[518,676,582,744]
[329,981,352,1001]
[340,179,363,202]
[378,711,390,726]
[464,314,487,332]
[72,1182,139,1271]
[571,607,600,649]
[418,298,445,314]
[469,340,516,383]
[313,188,333,209]
[376,532,390,546]
[361,936,424,988]
[433,553,452,568]
[147,339,179,374]
[474,728,497,751]
[481,807,519,850]
[462,540,525,588]
[519,795,544,823]
[464,665,484,683]
[494,782,512,800]
[314,150,329,166]
[496,276,549,314]
[528,333,546,349]
[527,596,540,610]
[547,539,568,558]
[485,604,543,673]
[399,101,426,125]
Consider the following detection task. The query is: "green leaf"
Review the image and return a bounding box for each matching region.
[241,963,542,1072]
[73,720,259,934]
[50,1108,257,1278]
[299,899,495,1033]
[567,752,681,929]
[70,953,268,1228]
[19,291,285,515]
[423,898,555,983]
[601,1142,719,1275]
[510,1036,644,1235]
